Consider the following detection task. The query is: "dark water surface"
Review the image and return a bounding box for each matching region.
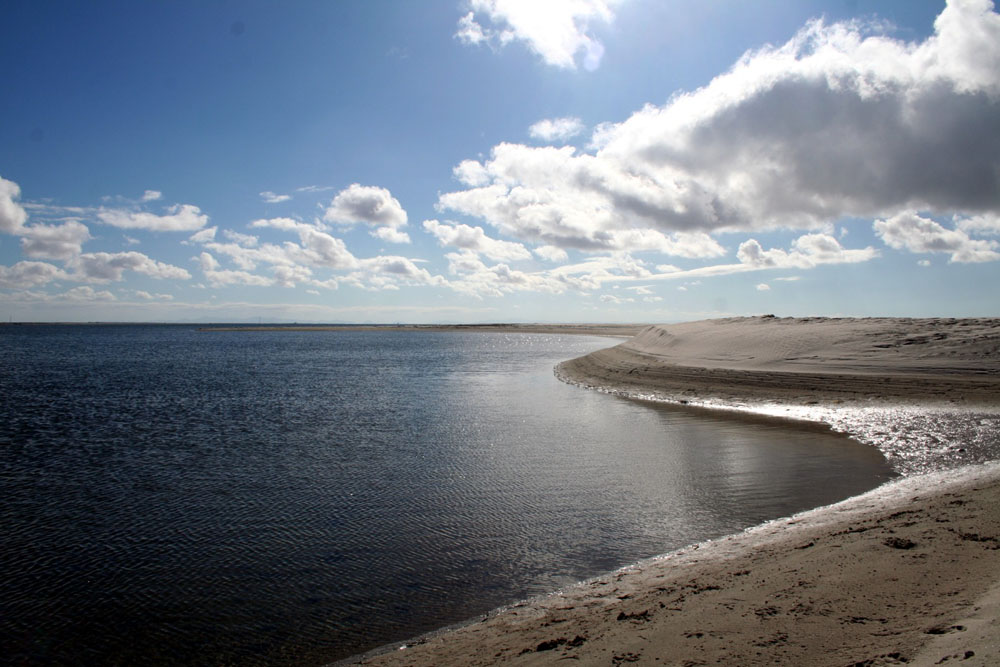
[0,325,894,665]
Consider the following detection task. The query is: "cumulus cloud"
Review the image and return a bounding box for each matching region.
[873,210,1000,262]
[197,252,274,287]
[98,203,209,231]
[529,117,585,142]
[324,184,408,227]
[456,0,621,70]
[534,245,569,262]
[736,234,878,269]
[141,190,162,202]
[956,212,1000,234]
[62,286,116,301]
[442,0,1000,257]
[354,256,449,291]
[222,229,259,247]
[373,226,412,244]
[439,144,726,257]
[0,261,67,288]
[0,176,28,233]
[249,217,314,234]
[18,220,91,260]
[423,219,531,261]
[73,251,192,283]
[756,283,771,291]
[323,183,409,243]
[134,290,174,301]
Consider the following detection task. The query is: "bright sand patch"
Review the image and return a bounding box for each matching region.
[557,316,1000,406]
[348,317,1000,666]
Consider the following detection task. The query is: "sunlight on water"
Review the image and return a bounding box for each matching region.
[1,326,897,665]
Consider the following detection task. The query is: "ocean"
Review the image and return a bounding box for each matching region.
[1,325,895,665]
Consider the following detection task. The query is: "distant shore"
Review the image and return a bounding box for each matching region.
[198,323,646,337]
[349,317,1000,666]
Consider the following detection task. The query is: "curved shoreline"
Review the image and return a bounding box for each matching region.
[349,318,1000,666]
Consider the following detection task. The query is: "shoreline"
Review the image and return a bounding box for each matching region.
[346,317,1000,666]
[197,323,646,337]
[350,464,1000,666]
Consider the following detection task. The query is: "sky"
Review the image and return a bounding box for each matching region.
[2,0,999,323]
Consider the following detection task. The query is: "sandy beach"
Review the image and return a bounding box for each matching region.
[349,317,1000,666]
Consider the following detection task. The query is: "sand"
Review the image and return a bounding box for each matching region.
[346,317,1000,666]
[557,316,1000,407]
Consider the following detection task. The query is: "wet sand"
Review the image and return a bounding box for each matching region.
[347,317,1000,666]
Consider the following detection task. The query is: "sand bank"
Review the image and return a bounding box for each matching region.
[557,316,1000,407]
[347,317,1000,666]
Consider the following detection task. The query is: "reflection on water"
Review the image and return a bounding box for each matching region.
[1,326,893,665]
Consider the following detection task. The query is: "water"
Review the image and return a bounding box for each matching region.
[1,325,894,665]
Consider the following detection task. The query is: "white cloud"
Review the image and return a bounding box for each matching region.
[443,0,1000,255]
[874,210,1000,262]
[62,286,116,301]
[756,283,771,291]
[260,191,292,204]
[455,11,488,45]
[456,0,621,70]
[98,203,209,231]
[956,212,1000,234]
[73,251,192,283]
[187,226,218,244]
[197,252,274,287]
[19,220,91,260]
[249,217,314,234]
[141,190,162,202]
[0,176,29,233]
[0,261,67,288]
[439,144,725,257]
[222,229,259,247]
[453,160,491,187]
[134,290,174,301]
[529,117,585,142]
[324,183,407,227]
[736,234,878,269]
[444,250,566,297]
[373,226,412,244]
[423,219,531,261]
[534,244,569,262]
[323,183,409,243]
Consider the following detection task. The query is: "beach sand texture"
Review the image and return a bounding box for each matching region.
[352,317,1000,666]
[558,316,1000,406]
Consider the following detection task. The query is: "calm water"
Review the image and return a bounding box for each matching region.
[0,325,894,665]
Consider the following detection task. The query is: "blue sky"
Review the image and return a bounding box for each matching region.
[2,0,998,323]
